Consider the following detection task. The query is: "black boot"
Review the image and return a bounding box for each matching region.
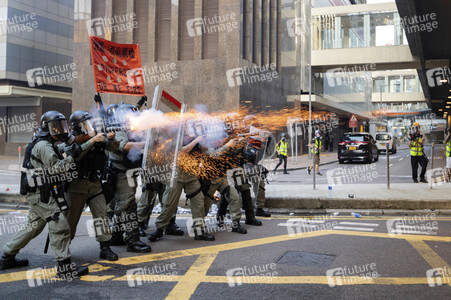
[126,237,152,253]
[110,229,126,246]
[148,228,164,242]
[231,220,247,234]
[256,208,271,217]
[242,189,262,226]
[138,222,147,237]
[0,253,29,270]
[165,217,184,236]
[216,194,229,227]
[99,241,118,261]
[194,230,215,241]
[56,258,89,280]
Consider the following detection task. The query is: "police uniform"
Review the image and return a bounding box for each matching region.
[3,139,75,262]
[108,130,151,252]
[61,134,120,260]
[150,135,213,241]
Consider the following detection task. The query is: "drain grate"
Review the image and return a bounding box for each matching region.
[276,251,336,267]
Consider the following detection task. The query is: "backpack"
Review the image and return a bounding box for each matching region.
[20,136,50,195]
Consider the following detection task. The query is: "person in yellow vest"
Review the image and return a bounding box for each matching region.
[273,133,289,174]
[444,127,451,182]
[308,130,323,176]
[409,122,428,183]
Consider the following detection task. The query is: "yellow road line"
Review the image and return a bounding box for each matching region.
[109,275,438,285]
[102,231,329,265]
[407,240,450,270]
[166,253,218,300]
[327,230,451,242]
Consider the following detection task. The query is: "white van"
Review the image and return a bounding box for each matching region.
[375,132,397,154]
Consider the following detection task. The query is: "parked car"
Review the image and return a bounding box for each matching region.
[338,132,379,164]
[375,132,397,154]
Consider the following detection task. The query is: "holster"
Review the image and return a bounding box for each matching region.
[101,166,118,204]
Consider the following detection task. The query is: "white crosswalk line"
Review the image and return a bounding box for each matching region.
[332,226,375,231]
[277,223,319,229]
[389,229,437,235]
[339,222,379,227]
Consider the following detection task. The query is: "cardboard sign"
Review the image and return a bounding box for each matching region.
[89,35,145,95]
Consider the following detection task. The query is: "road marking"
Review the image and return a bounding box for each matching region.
[339,222,379,227]
[407,240,451,270]
[166,252,218,300]
[389,164,393,167]
[399,158,403,161]
[390,230,437,235]
[102,230,330,266]
[333,221,379,232]
[332,226,375,231]
[277,223,319,229]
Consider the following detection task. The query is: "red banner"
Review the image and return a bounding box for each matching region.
[89,36,145,96]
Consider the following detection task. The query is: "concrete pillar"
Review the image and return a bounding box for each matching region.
[270,0,276,65]
[253,0,261,65]
[125,0,134,44]
[262,0,269,66]
[244,0,252,61]
[105,0,113,40]
[171,0,179,61]
[194,0,203,60]
[148,0,156,62]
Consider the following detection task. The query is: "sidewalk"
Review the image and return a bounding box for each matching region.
[263,183,451,211]
[261,151,338,172]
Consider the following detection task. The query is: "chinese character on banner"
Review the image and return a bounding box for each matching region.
[89,35,145,96]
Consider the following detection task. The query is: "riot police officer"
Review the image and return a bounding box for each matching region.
[0,111,89,279]
[64,110,119,261]
[108,104,151,252]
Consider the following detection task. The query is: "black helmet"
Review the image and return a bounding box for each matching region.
[70,110,95,136]
[106,104,119,117]
[115,104,139,124]
[40,111,70,141]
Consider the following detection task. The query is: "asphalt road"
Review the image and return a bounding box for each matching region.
[269,146,446,185]
[0,208,450,299]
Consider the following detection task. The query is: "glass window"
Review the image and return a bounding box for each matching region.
[376,134,391,140]
[341,134,370,142]
[403,75,417,92]
[374,76,387,92]
[388,75,401,93]
[6,107,37,143]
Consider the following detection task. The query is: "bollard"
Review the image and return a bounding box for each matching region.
[18,146,21,170]
[386,143,390,189]
[430,142,435,189]
[313,144,316,190]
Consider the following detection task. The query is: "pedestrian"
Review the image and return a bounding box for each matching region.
[329,133,335,152]
[324,131,330,151]
[444,127,451,182]
[273,133,289,174]
[409,122,428,183]
[308,130,323,176]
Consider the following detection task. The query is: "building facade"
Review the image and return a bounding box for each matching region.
[0,0,73,155]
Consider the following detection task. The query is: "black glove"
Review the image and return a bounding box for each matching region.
[137,96,147,107]
[65,143,82,159]
[94,93,102,103]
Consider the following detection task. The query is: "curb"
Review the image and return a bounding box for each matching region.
[264,197,451,210]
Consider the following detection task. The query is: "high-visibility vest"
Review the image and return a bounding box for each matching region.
[446,141,451,157]
[311,138,322,154]
[410,137,423,156]
[276,140,287,156]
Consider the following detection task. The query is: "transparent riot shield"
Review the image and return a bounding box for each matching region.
[142,89,185,188]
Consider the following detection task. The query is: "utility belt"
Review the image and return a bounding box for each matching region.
[34,182,69,212]
[101,162,122,204]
